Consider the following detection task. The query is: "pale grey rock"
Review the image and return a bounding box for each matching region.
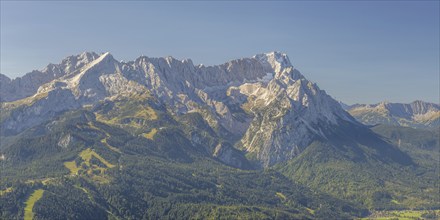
[235,56,355,166]
[0,52,100,102]
[1,51,362,167]
[58,133,74,148]
[213,142,249,169]
[347,100,440,129]
[1,88,80,135]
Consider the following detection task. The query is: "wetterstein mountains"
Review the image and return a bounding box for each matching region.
[0,52,438,219]
[345,101,439,129]
[0,51,405,166]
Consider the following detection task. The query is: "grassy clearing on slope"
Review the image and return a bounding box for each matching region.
[86,121,122,153]
[275,192,287,200]
[79,148,115,168]
[0,187,13,196]
[306,207,315,215]
[143,128,157,140]
[24,189,45,220]
[135,106,158,120]
[101,138,122,153]
[25,177,58,186]
[3,92,48,109]
[41,178,57,185]
[87,121,102,131]
[94,99,158,128]
[64,148,115,183]
[64,161,80,175]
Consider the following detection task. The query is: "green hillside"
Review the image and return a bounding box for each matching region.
[0,105,367,219]
[276,124,439,210]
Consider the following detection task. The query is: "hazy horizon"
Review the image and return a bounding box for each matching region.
[1,1,438,104]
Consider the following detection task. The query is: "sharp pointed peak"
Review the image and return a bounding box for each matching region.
[97,51,113,59]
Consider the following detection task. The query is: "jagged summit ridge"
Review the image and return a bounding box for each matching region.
[347,100,440,128]
[2,51,360,166]
[254,51,292,73]
[0,52,103,102]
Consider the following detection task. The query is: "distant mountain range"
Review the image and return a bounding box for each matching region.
[0,52,438,219]
[342,101,439,129]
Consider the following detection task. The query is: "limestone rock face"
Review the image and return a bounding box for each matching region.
[347,101,440,129]
[213,142,250,169]
[1,88,80,135]
[1,51,360,166]
[0,52,100,102]
[58,133,75,148]
[232,54,355,166]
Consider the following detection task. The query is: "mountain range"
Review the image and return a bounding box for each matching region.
[0,52,438,219]
[342,101,439,129]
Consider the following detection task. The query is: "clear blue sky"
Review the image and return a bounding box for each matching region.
[1,1,438,104]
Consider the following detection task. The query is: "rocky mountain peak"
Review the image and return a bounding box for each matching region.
[347,100,440,128]
[0,52,103,102]
[58,51,101,73]
[2,51,366,167]
[254,51,291,72]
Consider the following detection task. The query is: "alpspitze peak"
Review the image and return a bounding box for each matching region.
[99,52,113,59]
[88,52,115,66]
